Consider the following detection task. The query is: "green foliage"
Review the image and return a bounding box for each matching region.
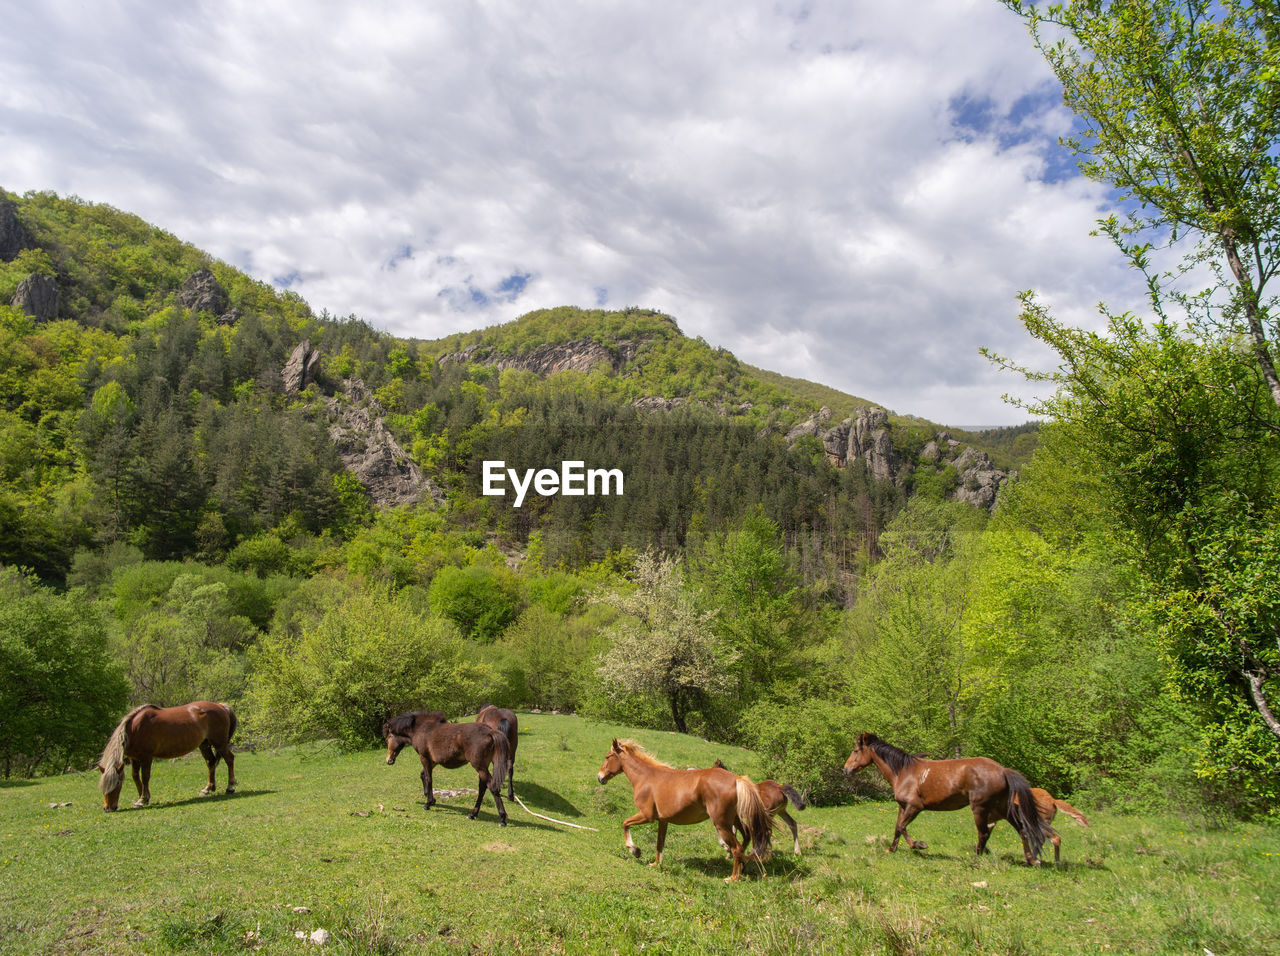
[594,551,734,734]
[742,697,860,803]
[427,563,523,642]
[0,568,127,777]
[246,577,497,748]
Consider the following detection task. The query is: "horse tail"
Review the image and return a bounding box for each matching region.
[779,784,806,811]
[489,730,510,796]
[1004,769,1049,861]
[224,703,238,742]
[1055,799,1089,828]
[97,704,154,795]
[735,776,774,863]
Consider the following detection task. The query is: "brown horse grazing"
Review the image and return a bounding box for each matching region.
[96,702,238,811]
[476,704,518,799]
[843,732,1049,865]
[383,711,510,825]
[713,758,807,855]
[1023,787,1090,863]
[596,739,773,882]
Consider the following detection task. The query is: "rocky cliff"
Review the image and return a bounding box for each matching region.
[438,338,641,376]
[786,406,1010,510]
[324,379,444,509]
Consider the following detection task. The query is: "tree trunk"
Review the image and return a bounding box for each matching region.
[669,692,687,734]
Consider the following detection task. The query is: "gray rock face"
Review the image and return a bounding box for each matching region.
[326,379,443,509]
[950,447,1008,510]
[283,339,323,394]
[177,269,230,316]
[439,338,640,376]
[0,198,32,262]
[784,404,1011,509]
[11,273,58,321]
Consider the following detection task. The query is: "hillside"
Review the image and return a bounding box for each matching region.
[0,189,1030,584]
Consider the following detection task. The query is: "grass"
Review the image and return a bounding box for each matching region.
[2,713,1277,954]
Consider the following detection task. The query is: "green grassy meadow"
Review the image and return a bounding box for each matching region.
[2,713,1277,955]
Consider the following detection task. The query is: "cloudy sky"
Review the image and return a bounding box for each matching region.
[1,0,1147,426]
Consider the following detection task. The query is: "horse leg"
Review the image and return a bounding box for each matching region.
[470,765,506,824]
[892,803,926,851]
[468,770,489,820]
[973,804,996,854]
[199,740,219,795]
[130,759,148,808]
[507,751,515,800]
[649,820,668,867]
[420,755,435,808]
[715,823,745,882]
[1047,824,1061,863]
[778,808,801,855]
[621,811,652,859]
[218,740,237,794]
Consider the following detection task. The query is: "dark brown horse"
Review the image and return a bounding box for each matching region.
[713,758,806,855]
[843,732,1049,865]
[382,711,510,825]
[596,739,773,882]
[96,702,238,811]
[1025,787,1090,863]
[477,704,518,799]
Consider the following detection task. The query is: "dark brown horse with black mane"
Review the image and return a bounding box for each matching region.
[383,710,510,825]
[477,704,518,799]
[843,732,1050,865]
[96,702,237,811]
[713,758,806,856]
[597,739,773,882]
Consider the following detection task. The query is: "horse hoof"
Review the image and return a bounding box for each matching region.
[226,786,236,795]
[467,811,478,820]
[200,787,213,796]
[629,847,641,859]
[132,800,146,808]
[499,817,508,827]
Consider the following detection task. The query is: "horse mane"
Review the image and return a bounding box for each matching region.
[97,704,158,794]
[616,739,673,770]
[863,733,918,775]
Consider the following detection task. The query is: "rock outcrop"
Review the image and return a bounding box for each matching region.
[0,198,32,262]
[439,338,640,376]
[785,407,1011,509]
[177,269,235,322]
[325,379,443,509]
[11,273,58,322]
[283,339,323,394]
[949,446,1007,510]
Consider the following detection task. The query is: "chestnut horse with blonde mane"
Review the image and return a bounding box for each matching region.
[96,702,237,811]
[1026,787,1090,863]
[713,758,807,856]
[596,739,773,882]
[843,732,1049,865]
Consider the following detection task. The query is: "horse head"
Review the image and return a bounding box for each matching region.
[97,760,125,811]
[843,732,875,775]
[597,739,624,784]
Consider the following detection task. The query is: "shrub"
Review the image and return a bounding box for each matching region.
[246,578,498,749]
[742,698,863,804]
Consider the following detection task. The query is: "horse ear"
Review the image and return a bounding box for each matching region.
[611,738,620,752]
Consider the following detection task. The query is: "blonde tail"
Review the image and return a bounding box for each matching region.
[735,776,774,864]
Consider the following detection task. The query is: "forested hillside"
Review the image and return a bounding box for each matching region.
[1,187,1274,818]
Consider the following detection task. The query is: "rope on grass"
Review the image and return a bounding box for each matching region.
[512,792,598,831]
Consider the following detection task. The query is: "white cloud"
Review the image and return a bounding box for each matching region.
[0,0,1151,425]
